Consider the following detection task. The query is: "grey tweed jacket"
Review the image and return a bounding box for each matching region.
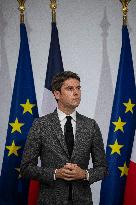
[20,109,107,205]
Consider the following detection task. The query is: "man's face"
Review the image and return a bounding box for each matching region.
[54,78,81,111]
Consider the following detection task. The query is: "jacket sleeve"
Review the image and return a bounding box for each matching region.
[20,119,54,184]
[87,119,108,185]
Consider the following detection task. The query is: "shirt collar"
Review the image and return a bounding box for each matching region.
[57,108,76,122]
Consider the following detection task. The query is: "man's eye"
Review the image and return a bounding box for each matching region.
[68,87,73,91]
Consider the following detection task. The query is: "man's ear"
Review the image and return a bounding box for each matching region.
[53,90,60,100]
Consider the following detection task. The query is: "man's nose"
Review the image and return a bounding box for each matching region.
[73,88,79,95]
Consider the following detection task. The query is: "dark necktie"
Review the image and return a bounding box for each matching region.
[65,116,74,158]
[64,116,74,202]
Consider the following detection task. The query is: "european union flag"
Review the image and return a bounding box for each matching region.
[100,26,136,205]
[0,23,39,205]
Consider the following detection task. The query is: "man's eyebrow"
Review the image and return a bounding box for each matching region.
[64,85,74,88]
[64,85,81,88]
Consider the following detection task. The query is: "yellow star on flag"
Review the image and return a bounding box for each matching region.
[15,168,21,178]
[118,162,129,177]
[20,99,36,114]
[123,99,135,114]
[6,140,21,156]
[112,117,126,132]
[9,118,24,134]
[109,139,124,155]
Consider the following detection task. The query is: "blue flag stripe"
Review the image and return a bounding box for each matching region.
[45,22,64,91]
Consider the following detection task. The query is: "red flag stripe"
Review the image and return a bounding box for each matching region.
[124,161,136,205]
[28,180,40,205]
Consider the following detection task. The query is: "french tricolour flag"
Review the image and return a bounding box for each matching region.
[42,22,64,116]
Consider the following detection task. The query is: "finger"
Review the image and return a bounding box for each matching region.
[62,172,74,178]
[64,165,76,171]
[66,163,71,166]
[62,167,73,173]
[64,169,76,175]
[65,163,77,167]
[64,164,73,170]
[64,177,75,181]
[72,163,78,167]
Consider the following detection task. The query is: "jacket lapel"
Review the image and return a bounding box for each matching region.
[51,109,69,157]
[71,112,84,159]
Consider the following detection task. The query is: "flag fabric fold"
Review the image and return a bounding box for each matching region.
[0,23,39,205]
[28,22,64,205]
[100,25,136,205]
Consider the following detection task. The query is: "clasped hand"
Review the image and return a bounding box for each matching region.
[56,163,86,181]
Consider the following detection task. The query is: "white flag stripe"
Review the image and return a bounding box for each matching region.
[131,133,136,163]
[41,88,57,116]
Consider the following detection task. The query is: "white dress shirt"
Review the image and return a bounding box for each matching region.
[57,108,76,139]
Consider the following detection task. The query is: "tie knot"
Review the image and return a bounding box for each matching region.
[66,116,72,122]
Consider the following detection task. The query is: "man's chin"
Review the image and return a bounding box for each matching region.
[71,103,80,109]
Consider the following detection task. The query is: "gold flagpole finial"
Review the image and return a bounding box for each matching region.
[17,0,26,23]
[50,0,57,23]
[120,0,131,25]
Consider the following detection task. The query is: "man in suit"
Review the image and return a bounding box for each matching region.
[21,71,107,205]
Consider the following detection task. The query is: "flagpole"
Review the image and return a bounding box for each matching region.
[120,0,131,25]
[17,0,26,23]
[50,0,57,23]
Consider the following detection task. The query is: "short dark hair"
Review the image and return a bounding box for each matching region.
[51,71,80,92]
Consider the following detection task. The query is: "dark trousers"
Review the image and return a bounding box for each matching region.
[68,201,73,205]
